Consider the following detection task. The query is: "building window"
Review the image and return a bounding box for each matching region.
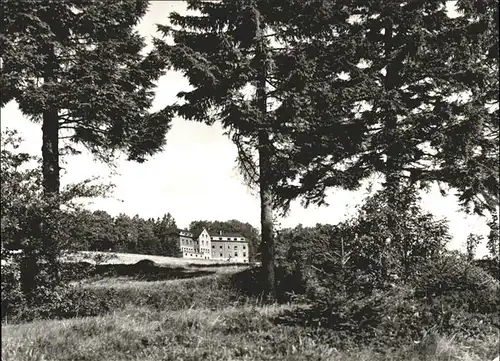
[234,245,237,249]
[234,252,238,257]
[243,252,246,257]
[212,245,215,248]
[220,253,223,257]
[184,253,187,256]
[220,245,222,249]
[228,245,231,249]
[243,245,246,250]
[190,254,193,257]
[234,238,237,240]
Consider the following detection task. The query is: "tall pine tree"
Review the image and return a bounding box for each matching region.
[1,0,171,297]
[155,0,369,299]
[155,0,274,298]
[269,0,498,215]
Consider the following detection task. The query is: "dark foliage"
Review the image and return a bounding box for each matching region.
[474,258,500,280]
[270,186,500,348]
[413,253,500,314]
[268,0,498,217]
[1,264,121,323]
[1,129,111,303]
[275,187,451,300]
[1,0,171,161]
[2,265,257,324]
[2,0,173,303]
[64,210,179,256]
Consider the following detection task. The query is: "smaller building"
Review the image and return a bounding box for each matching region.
[209,231,249,263]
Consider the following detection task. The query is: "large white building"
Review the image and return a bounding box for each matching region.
[171,228,249,263]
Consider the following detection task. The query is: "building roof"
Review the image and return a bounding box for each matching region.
[192,228,209,239]
[211,239,248,243]
[208,232,245,238]
[170,228,247,242]
[169,229,194,237]
[209,232,247,243]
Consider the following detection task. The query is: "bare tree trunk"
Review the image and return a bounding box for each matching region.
[258,131,276,301]
[255,8,276,301]
[20,44,61,299]
[41,99,61,286]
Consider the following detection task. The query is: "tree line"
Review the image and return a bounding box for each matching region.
[1,135,260,259]
[63,211,178,256]
[61,213,260,259]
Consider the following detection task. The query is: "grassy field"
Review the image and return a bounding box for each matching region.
[2,259,499,361]
[62,250,251,266]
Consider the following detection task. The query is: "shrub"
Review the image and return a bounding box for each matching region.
[1,261,24,322]
[274,188,452,302]
[60,261,96,282]
[413,252,500,314]
[3,284,123,323]
[278,281,499,351]
[474,258,500,280]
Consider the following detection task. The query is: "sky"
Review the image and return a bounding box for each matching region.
[0,1,493,257]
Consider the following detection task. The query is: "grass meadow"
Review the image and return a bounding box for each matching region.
[2,253,499,361]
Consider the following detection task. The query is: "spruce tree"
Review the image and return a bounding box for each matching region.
[1,0,171,297]
[154,0,497,297]
[269,0,498,216]
[154,0,359,299]
[154,0,275,299]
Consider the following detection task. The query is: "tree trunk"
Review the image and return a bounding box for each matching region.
[383,18,403,284]
[259,131,276,301]
[20,44,61,299]
[255,7,276,301]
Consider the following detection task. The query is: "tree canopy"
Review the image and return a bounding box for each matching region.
[1,0,172,298]
[267,0,498,216]
[153,0,498,298]
[1,0,171,163]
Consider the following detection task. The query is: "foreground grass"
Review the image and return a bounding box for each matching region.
[77,272,260,313]
[2,302,498,361]
[2,270,499,361]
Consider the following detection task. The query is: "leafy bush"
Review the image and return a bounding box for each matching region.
[2,284,123,323]
[1,262,23,322]
[413,252,500,314]
[1,129,113,304]
[474,258,500,280]
[273,188,498,349]
[275,187,452,302]
[60,261,96,282]
[278,281,499,351]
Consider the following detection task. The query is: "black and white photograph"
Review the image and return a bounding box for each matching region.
[1,0,499,360]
